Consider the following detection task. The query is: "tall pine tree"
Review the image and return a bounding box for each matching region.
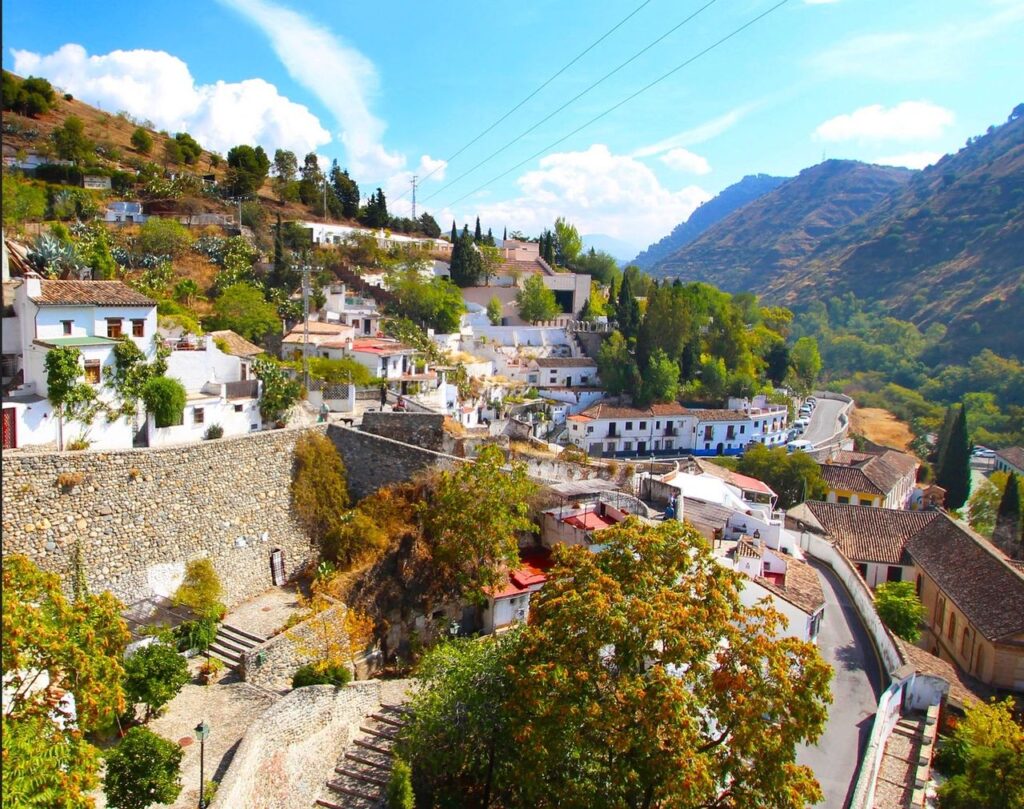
[449,226,482,287]
[932,405,958,466]
[936,404,970,510]
[451,220,458,243]
[617,274,641,342]
[993,472,1022,559]
[474,216,482,243]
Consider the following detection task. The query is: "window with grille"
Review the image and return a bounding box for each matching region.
[84,359,101,384]
[132,319,145,337]
[106,319,123,338]
[193,407,205,425]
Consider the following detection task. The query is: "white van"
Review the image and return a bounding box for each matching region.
[793,418,809,430]
[787,440,814,453]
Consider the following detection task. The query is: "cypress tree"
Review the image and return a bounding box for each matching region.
[503,226,507,241]
[993,472,1022,558]
[474,216,482,242]
[936,404,970,510]
[451,220,457,243]
[270,213,286,288]
[932,405,958,466]
[486,227,494,246]
[617,275,640,341]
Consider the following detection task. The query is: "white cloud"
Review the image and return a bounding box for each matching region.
[659,148,711,175]
[814,102,954,143]
[443,144,710,247]
[11,43,330,156]
[811,4,1024,80]
[631,103,754,159]
[873,151,944,170]
[218,0,405,182]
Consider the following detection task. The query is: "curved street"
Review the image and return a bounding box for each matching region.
[802,397,847,448]
[797,559,887,809]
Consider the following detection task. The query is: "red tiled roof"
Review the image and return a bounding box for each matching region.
[578,401,690,420]
[489,548,553,599]
[796,501,940,566]
[995,446,1024,470]
[564,512,616,531]
[349,339,415,355]
[534,356,598,368]
[33,280,155,307]
[820,449,919,497]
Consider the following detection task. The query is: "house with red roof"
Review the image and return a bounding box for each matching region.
[482,547,554,634]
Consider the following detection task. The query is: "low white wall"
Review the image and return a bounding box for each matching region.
[849,679,904,809]
[211,681,382,809]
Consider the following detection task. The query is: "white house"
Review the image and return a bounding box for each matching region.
[2,275,157,450]
[482,548,553,634]
[320,284,382,337]
[529,356,599,388]
[281,321,355,361]
[317,337,422,382]
[299,221,451,255]
[103,201,148,224]
[566,400,789,458]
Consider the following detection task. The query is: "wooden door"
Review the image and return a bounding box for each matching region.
[2,408,16,450]
[269,549,285,585]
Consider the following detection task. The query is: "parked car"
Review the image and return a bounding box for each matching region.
[806,396,817,405]
[793,418,810,430]
[787,440,814,453]
[972,447,995,458]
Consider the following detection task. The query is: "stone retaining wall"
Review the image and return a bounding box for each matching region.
[241,602,347,692]
[1,427,326,607]
[360,411,445,451]
[210,681,382,809]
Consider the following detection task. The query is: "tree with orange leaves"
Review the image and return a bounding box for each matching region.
[401,519,832,808]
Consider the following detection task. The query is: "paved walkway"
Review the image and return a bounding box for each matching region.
[798,560,887,809]
[803,397,848,447]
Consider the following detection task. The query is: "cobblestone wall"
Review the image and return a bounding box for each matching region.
[360,411,445,450]
[241,602,347,692]
[210,681,382,809]
[1,427,327,607]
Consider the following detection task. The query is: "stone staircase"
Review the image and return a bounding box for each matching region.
[207,623,265,670]
[314,703,410,809]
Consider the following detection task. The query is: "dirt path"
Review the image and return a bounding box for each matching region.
[849,407,915,451]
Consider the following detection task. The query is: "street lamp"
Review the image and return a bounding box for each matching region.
[194,721,210,808]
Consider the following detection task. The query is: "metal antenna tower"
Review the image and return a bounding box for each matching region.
[410,175,418,220]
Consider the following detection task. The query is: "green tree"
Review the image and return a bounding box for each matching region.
[162,138,183,167]
[52,115,92,163]
[361,187,390,228]
[479,243,503,286]
[307,357,375,386]
[2,173,48,227]
[207,282,280,342]
[82,226,118,279]
[387,759,416,809]
[172,558,224,619]
[330,161,360,219]
[2,556,130,807]
[421,444,537,601]
[738,443,828,508]
[388,269,466,334]
[104,727,183,809]
[789,336,822,394]
[937,698,1024,809]
[474,216,483,243]
[765,341,791,386]
[597,330,639,397]
[516,274,559,323]
[993,470,1022,558]
[174,131,202,164]
[225,144,271,196]
[616,272,641,341]
[449,226,482,287]
[106,337,167,419]
[292,432,351,558]
[44,345,98,450]
[572,247,619,285]
[137,217,193,257]
[638,347,679,405]
[2,72,56,116]
[486,295,503,326]
[141,376,186,428]
[553,216,582,266]
[123,642,189,720]
[130,127,153,154]
[253,356,301,424]
[936,404,971,510]
[874,581,926,641]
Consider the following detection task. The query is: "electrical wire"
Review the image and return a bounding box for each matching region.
[390,0,656,205]
[447,0,789,210]
[423,0,721,204]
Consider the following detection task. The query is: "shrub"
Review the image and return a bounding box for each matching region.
[34,163,84,186]
[173,616,218,652]
[137,217,193,258]
[141,376,186,428]
[103,727,183,809]
[198,657,224,685]
[123,642,189,720]
[387,758,415,809]
[291,662,351,689]
[292,433,350,554]
[172,558,224,619]
[56,471,84,489]
[203,423,224,440]
[874,581,926,642]
[66,437,91,451]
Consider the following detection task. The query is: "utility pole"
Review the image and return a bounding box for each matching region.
[323,179,328,222]
[410,175,418,221]
[302,262,311,393]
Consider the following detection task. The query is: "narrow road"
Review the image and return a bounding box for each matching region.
[797,560,886,809]
[803,397,846,448]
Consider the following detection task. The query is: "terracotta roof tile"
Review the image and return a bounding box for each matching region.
[905,516,1024,641]
[33,280,156,307]
[821,449,919,497]
[995,446,1024,470]
[755,555,825,617]
[534,356,598,368]
[208,330,263,358]
[894,639,988,708]
[797,501,940,565]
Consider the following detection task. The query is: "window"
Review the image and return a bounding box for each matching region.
[61,320,73,336]
[916,575,922,597]
[106,318,123,338]
[703,426,713,440]
[838,496,850,504]
[234,404,244,413]
[705,442,711,450]
[960,627,970,656]
[856,562,868,579]
[740,425,745,434]
[624,441,632,451]
[655,421,660,428]
[886,566,902,582]
[947,612,956,641]
[935,596,945,627]
[625,422,633,430]
[586,426,593,434]
[132,319,145,337]
[639,422,647,431]
[84,359,101,385]
[665,440,673,450]
[193,407,205,425]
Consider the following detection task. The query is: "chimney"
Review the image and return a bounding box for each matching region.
[24,270,42,299]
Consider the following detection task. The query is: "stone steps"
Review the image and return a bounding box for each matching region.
[208,623,264,670]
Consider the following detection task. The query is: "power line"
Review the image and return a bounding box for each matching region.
[390,0,655,207]
[447,0,789,210]
[423,0,720,204]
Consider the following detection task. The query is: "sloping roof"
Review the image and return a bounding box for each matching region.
[995,446,1024,470]
[577,401,690,420]
[208,330,263,358]
[795,501,941,566]
[755,556,826,617]
[894,639,987,709]
[679,499,735,533]
[820,449,919,496]
[33,280,156,307]
[534,356,597,368]
[905,516,1024,641]
[689,408,753,423]
[34,336,120,348]
[696,458,776,498]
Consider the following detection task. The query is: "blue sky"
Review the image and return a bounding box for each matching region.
[4,0,1023,251]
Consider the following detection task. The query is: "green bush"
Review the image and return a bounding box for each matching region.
[173,616,218,652]
[34,163,84,186]
[137,217,193,258]
[123,642,189,720]
[141,376,186,427]
[104,727,183,809]
[203,423,224,440]
[291,663,351,689]
[387,758,415,809]
[172,558,224,619]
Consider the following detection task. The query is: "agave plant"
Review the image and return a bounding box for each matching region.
[27,234,90,280]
